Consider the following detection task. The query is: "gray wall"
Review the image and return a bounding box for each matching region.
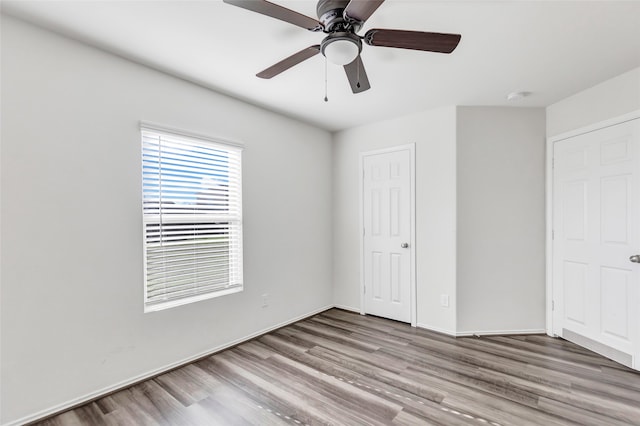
[332,106,548,336]
[332,107,458,334]
[1,16,333,424]
[456,107,546,334]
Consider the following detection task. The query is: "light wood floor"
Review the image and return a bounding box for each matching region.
[34,309,640,425]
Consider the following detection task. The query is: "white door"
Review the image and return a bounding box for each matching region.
[553,118,640,369]
[362,146,414,323]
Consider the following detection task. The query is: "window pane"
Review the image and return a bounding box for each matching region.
[141,127,243,312]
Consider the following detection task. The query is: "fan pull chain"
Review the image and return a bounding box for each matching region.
[324,56,329,102]
[357,58,361,89]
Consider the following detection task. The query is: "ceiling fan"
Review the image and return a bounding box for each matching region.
[223,0,462,94]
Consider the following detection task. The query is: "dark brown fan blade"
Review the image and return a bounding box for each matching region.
[223,0,322,31]
[343,0,385,24]
[257,45,321,79]
[364,29,461,53]
[343,56,370,94]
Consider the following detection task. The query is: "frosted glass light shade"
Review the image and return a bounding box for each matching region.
[323,39,359,65]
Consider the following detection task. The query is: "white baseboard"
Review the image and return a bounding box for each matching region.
[454,328,546,337]
[5,304,334,426]
[417,323,457,336]
[417,323,546,338]
[332,304,361,314]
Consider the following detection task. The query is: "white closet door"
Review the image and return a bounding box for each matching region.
[363,149,412,323]
[553,118,640,369]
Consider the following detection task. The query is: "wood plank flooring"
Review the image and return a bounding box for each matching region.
[34,309,640,425]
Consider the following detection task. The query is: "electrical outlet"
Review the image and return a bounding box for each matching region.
[261,293,269,308]
[440,294,449,307]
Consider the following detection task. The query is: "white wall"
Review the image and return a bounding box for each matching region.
[0,16,333,425]
[547,67,640,137]
[333,106,547,336]
[456,107,546,334]
[332,107,458,334]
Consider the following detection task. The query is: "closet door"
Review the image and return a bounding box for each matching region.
[553,118,640,369]
[362,146,414,323]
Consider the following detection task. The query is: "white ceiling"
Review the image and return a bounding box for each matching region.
[3,0,640,131]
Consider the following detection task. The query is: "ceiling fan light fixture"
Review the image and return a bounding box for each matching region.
[322,37,360,65]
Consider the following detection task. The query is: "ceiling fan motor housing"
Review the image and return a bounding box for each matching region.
[317,0,363,64]
[316,0,359,32]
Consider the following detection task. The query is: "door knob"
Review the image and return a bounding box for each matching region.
[401,243,409,248]
[630,255,640,263]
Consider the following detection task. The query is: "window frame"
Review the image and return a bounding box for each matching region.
[140,122,243,312]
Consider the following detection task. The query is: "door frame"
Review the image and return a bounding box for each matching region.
[546,110,640,365]
[359,143,417,327]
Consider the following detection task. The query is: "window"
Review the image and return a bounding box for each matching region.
[141,124,243,312]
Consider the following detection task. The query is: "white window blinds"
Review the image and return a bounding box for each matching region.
[141,125,243,312]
